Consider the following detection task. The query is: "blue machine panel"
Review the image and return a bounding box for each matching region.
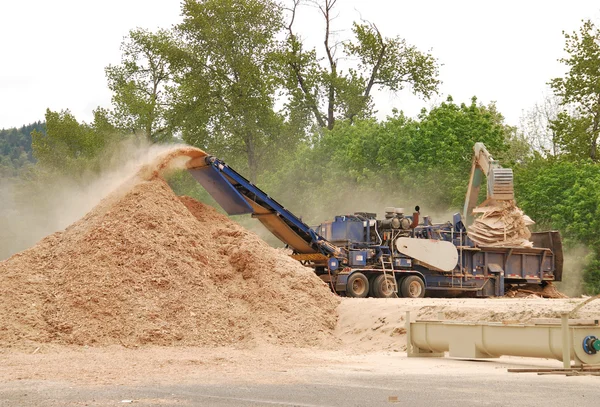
[189,166,253,215]
[324,217,364,243]
[349,250,368,266]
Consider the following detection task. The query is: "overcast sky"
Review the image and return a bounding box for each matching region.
[1,0,599,130]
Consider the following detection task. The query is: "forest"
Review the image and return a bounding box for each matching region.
[1,0,599,293]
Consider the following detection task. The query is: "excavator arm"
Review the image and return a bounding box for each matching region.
[463,143,514,221]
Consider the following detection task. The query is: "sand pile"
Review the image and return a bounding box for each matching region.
[467,199,535,248]
[0,148,339,348]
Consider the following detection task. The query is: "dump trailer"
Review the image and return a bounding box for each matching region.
[186,152,563,299]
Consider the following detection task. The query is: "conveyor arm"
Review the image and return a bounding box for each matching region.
[187,155,343,257]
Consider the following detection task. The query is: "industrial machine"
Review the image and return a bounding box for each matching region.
[463,142,515,221]
[185,144,563,298]
[406,311,600,368]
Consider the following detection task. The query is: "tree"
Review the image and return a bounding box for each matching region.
[550,111,593,160]
[31,109,122,173]
[284,0,440,130]
[0,122,42,178]
[550,19,600,161]
[106,29,177,142]
[172,0,289,181]
[519,92,561,156]
[514,157,600,294]
[258,97,513,222]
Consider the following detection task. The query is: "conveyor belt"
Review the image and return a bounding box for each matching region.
[187,156,336,255]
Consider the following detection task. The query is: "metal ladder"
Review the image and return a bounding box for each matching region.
[379,246,398,297]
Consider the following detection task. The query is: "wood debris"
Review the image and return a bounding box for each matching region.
[467,199,534,248]
[504,283,568,299]
[0,147,339,349]
[509,366,600,376]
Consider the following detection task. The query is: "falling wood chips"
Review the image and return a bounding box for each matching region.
[468,199,535,248]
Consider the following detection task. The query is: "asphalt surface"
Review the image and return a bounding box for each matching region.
[1,368,598,407]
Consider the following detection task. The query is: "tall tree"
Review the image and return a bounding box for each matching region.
[284,0,440,130]
[106,29,177,142]
[550,19,600,161]
[173,0,287,181]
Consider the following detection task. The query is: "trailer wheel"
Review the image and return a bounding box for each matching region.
[372,274,397,298]
[400,276,425,298]
[368,275,378,297]
[346,272,369,298]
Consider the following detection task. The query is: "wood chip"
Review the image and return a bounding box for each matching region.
[468,199,534,248]
[0,147,339,348]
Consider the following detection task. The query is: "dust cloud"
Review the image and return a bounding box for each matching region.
[556,245,587,297]
[0,139,188,260]
[275,180,458,229]
[237,173,462,249]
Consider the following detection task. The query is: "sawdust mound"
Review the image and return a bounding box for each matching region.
[468,199,535,248]
[0,152,338,348]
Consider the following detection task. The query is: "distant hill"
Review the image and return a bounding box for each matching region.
[0,122,44,177]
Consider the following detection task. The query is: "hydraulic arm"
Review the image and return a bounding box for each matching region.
[463,142,514,220]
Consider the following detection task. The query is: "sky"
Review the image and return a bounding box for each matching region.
[1,0,599,130]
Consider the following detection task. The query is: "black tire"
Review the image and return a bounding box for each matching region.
[368,275,378,297]
[372,274,397,298]
[346,272,369,298]
[396,276,406,291]
[400,276,425,298]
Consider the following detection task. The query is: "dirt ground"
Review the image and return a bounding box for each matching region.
[2,296,599,386]
[2,147,598,405]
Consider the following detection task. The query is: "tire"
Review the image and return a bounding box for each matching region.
[396,276,406,291]
[346,272,369,298]
[372,274,397,298]
[400,276,425,298]
[368,275,378,298]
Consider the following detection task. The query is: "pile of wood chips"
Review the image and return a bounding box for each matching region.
[467,199,535,248]
[504,283,569,299]
[0,147,339,349]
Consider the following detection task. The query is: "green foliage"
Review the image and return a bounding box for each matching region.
[171,0,289,181]
[515,158,600,240]
[102,0,440,179]
[0,122,42,178]
[514,157,600,293]
[285,3,440,130]
[550,19,600,160]
[31,109,124,174]
[344,22,439,97]
[536,19,600,293]
[584,254,600,294]
[259,96,513,223]
[106,28,178,142]
[407,97,512,208]
[550,111,593,160]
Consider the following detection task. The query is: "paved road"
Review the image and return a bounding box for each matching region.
[1,367,597,407]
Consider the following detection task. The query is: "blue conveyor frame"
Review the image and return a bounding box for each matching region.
[188,156,341,257]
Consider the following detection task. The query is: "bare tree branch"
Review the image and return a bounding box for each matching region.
[321,0,337,130]
[285,0,327,128]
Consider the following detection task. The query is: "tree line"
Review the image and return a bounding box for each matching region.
[0,122,42,178]
[1,0,600,293]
